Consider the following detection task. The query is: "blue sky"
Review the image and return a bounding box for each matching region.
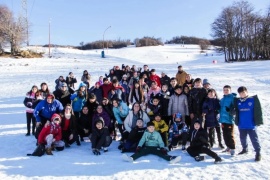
[1,0,269,46]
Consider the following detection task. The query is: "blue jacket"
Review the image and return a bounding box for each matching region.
[202,97,220,127]
[219,93,236,124]
[113,101,129,124]
[34,99,63,122]
[71,93,86,112]
[235,95,263,129]
[169,121,189,140]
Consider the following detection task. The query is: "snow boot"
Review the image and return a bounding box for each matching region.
[45,148,53,155]
[238,149,248,155]
[195,156,205,162]
[214,156,222,164]
[255,153,261,162]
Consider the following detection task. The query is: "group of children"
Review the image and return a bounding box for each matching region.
[24,64,263,163]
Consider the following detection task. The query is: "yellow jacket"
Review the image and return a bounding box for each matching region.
[153,120,169,133]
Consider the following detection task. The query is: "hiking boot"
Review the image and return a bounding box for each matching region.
[25,132,30,136]
[122,154,133,162]
[169,156,181,164]
[214,156,222,164]
[255,153,261,162]
[238,149,248,155]
[45,148,53,155]
[195,156,205,162]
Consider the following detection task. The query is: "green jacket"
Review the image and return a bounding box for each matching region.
[138,130,165,148]
[234,95,263,126]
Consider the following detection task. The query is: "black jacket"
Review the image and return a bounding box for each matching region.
[189,128,209,148]
[160,75,171,87]
[189,88,207,115]
[53,89,71,107]
[91,126,110,149]
[128,126,146,142]
[77,113,92,131]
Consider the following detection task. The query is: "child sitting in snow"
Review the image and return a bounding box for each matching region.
[168,113,189,151]
[152,113,169,147]
[38,113,65,155]
[121,118,146,153]
[122,121,181,164]
[90,117,112,155]
[187,120,222,164]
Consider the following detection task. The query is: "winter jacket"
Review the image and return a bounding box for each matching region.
[168,93,189,118]
[91,126,110,149]
[189,128,209,148]
[60,114,78,135]
[153,120,169,133]
[101,83,112,98]
[234,95,263,129]
[113,101,129,124]
[77,113,92,132]
[147,87,161,102]
[53,89,71,107]
[189,87,207,115]
[160,75,171,87]
[124,111,150,132]
[146,103,162,119]
[128,76,139,89]
[128,126,146,142]
[219,93,236,124]
[157,91,170,116]
[89,87,103,104]
[38,122,62,144]
[120,79,130,95]
[176,71,187,86]
[85,100,99,117]
[92,111,111,129]
[138,130,165,148]
[202,97,220,127]
[169,121,189,140]
[34,98,64,123]
[149,74,161,87]
[71,93,86,112]
[23,92,36,113]
[66,76,77,89]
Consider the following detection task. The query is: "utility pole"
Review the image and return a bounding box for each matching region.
[49,19,51,57]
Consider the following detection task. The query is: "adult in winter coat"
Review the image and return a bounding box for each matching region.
[66,72,77,90]
[92,105,111,130]
[202,89,224,149]
[60,104,80,147]
[112,99,129,139]
[39,82,50,99]
[168,85,189,122]
[120,74,130,103]
[38,113,65,155]
[100,78,112,98]
[53,82,71,107]
[34,93,64,132]
[77,106,92,141]
[219,85,236,156]
[91,118,112,155]
[124,102,150,133]
[189,78,207,123]
[81,70,91,89]
[128,71,139,89]
[23,85,38,136]
[89,82,103,104]
[55,76,66,90]
[175,65,187,86]
[149,69,161,87]
[234,86,263,161]
[186,120,222,163]
[160,72,171,87]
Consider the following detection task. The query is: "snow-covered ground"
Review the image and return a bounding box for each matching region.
[0,45,269,180]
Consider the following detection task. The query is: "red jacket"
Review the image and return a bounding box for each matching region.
[38,122,62,144]
[101,83,112,98]
[149,75,161,87]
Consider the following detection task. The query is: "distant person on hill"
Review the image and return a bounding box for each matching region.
[234,86,263,161]
[176,65,188,86]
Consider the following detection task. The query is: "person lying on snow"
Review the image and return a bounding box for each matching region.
[122,121,181,164]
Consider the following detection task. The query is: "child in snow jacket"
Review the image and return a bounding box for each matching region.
[152,114,169,146]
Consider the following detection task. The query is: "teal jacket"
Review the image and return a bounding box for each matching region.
[219,93,236,124]
[138,130,165,148]
[112,101,129,124]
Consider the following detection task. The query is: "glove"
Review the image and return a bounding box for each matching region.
[26,102,32,108]
[136,146,141,153]
[160,148,167,155]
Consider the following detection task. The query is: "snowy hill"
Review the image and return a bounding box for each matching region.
[0,45,269,179]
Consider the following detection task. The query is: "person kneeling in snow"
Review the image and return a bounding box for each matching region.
[38,113,65,155]
[187,120,222,163]
[90,117,112,155]
[122,121,181,164]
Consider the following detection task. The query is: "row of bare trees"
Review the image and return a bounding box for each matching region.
[211,1,270,61]
[0,5,27,55]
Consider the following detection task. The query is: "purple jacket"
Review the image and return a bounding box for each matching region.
[92,111,111,129]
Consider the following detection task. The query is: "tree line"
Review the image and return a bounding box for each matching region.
[211,1,270,62]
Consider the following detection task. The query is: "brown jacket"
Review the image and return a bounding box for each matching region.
[176,71,187,85]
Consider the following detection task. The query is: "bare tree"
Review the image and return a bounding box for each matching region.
[199,40,211,51]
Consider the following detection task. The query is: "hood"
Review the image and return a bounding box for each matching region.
[51,113,62,122]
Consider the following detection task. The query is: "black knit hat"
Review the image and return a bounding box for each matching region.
[147,121,155,127]
[174,85,182,90]
[194,120,201,125]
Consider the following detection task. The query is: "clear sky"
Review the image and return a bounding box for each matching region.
[0,0,269,46]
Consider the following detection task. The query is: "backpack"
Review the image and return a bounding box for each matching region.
[27,144,45,157]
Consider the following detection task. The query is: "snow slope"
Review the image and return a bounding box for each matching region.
[0,45,269,180]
